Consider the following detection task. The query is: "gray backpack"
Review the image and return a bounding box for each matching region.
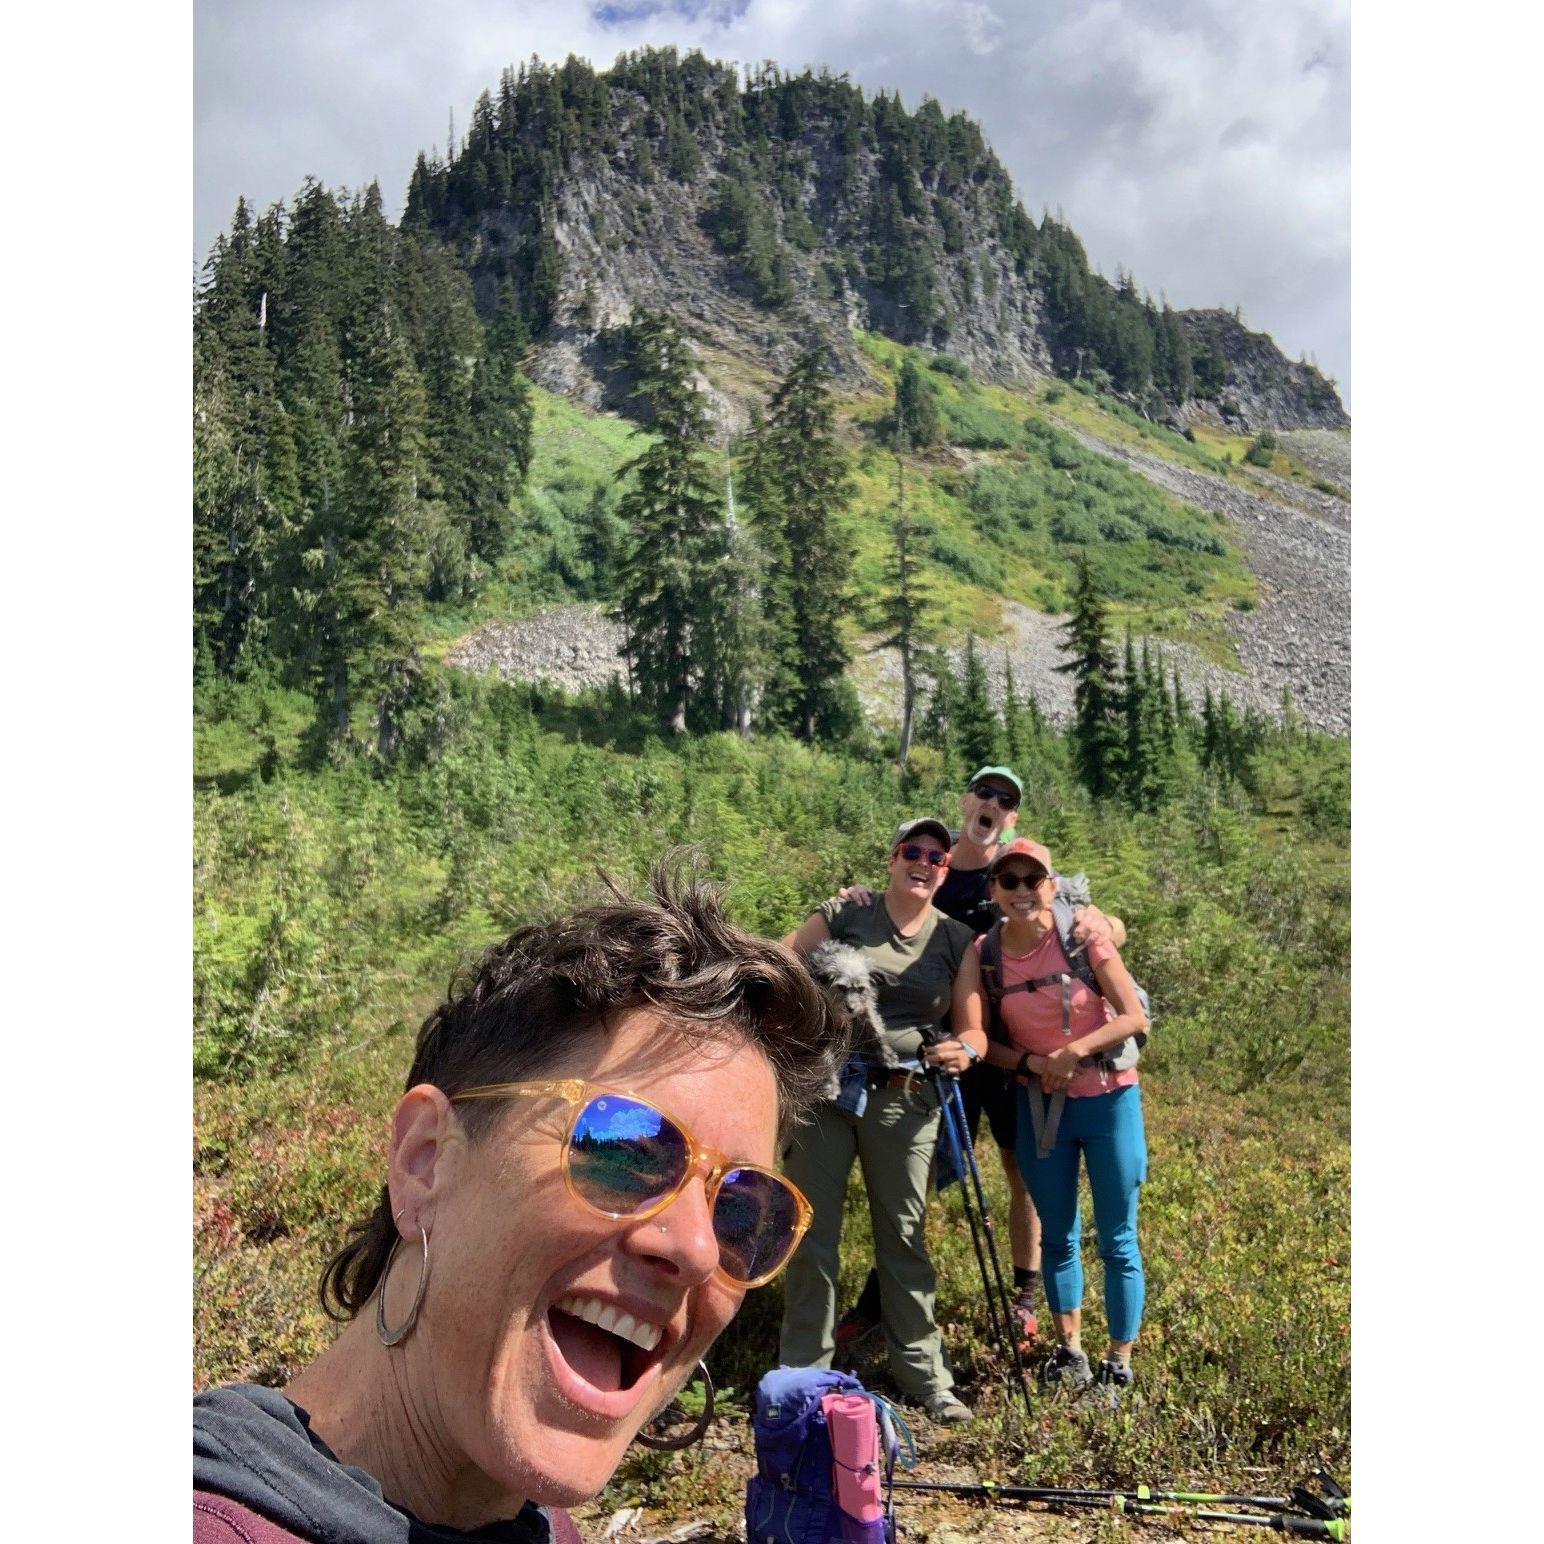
[978,884,1150,1157]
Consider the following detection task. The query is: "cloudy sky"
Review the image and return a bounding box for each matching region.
[195,0,1349,402]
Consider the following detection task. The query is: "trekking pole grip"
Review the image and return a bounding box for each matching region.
[1277,1519,1347,1540]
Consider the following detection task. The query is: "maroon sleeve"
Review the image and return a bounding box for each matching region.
[194,1492,308,1544]
[547,1507,583,1544]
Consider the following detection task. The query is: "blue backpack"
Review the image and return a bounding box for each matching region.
[744,1367,912,1544]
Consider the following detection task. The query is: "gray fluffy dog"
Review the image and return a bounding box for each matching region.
[804,939,899,1097]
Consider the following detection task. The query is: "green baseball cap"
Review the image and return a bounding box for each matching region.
[967,765,1023,799]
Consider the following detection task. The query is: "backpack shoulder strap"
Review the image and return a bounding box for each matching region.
[978,920,1005,1041]
[1050,893,1101,992]
[978,919,1004,1001]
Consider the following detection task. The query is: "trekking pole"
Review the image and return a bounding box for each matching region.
[942,1072,1036,1402]
[894,1478,1322,1514]
[891,1481,1349,1539]
[925,1063,1035,1422]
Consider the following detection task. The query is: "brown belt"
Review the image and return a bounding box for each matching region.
[873,1069,927,1091]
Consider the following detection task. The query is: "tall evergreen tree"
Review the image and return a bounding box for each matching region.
[874,442,936,768]
[741,347,853,740]
[919,649,959,764]
[956,633,1001,773]
[613,312,725,735]
[1001,655,1028,767]
[1119,631,1167,811]
[892,356,940,447]
[1056,557,1122,798]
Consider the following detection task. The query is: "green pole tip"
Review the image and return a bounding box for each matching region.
[1114,1496,1126,1514]
[1327,1520,1348,1542]
[1136,1484,1151,1500]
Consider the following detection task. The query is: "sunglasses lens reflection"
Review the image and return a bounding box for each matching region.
[569,1094,690,1214]
[568,1095,802,1285]
[713,1168,802,1284]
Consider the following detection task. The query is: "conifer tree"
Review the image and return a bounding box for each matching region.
[919,650,959,764]
[1001,655,1028,766]
[892,356,940,447]
[741,347,853,740]
[576,487,624,599]
[1056,557,1122,798]
[874,439,936,767]
[696,506,767,736]
[957,633,1001,773]
[613,312,724,735]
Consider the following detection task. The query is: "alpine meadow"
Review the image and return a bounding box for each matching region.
[194,47,1349,1540]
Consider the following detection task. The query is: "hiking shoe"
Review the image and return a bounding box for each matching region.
[1010,1289,1039,1349]
[1038,1345,1092,1391]
[833,1303,879,1351]
[1094,1358,1133,1407]
[923,1391,974,1425]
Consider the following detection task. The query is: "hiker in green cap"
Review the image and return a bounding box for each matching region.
[833,765,1125,1353]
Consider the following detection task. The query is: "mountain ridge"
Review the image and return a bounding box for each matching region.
[406,48,1346,434]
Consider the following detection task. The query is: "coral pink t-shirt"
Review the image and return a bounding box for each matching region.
[977,927,1139,1099]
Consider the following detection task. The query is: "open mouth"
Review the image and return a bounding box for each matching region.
[973,811,997,839]
[546,1293,669,1409]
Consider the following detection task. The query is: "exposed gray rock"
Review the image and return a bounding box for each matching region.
[1052,425,1349,734]
[1180,310,1348,432]
[446,606,628,696]
[1279,428,1352,494]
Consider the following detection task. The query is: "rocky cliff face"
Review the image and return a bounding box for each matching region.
[453,94,1049,423]
[1181,310,1349,433]
[420,53,1344,432]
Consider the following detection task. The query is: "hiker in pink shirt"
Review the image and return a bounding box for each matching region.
[960,839,1150,1395]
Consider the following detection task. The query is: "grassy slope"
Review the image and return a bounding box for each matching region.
[430,334,1338,673]
[194,685,1349,1520]
[421,389,645,652]
[194,350,1350,1531]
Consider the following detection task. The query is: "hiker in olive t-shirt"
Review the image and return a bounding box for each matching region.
[779,818,984,1426]
[834,766,1126,1351]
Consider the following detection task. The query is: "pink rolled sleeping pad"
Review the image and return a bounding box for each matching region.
[821,1392,884,1527]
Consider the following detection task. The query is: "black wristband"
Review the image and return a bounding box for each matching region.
[1016,1051,1033,1080]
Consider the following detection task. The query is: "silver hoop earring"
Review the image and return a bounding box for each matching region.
[635,1360,715,1450]
[375,1225,430,1347]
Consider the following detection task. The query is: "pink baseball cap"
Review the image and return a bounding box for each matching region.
[989,837,1053,877]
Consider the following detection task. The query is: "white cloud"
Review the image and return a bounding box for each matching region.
[196,0,1349,399]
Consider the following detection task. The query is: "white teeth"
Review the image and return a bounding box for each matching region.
[554,1294,664,1353]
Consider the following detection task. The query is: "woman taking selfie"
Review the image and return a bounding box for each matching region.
[778,818,985,1426]
[194,859,845,1544]
[964,839,1150,1392]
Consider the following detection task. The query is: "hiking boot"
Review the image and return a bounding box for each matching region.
[923,1391,974,1425]
[1094,1359,1133,1404]
[1038,1345,1092,1392]
[833,1303,879,1351]
[1009,1289,1039,1350]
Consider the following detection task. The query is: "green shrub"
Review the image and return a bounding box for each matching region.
[941,394,1020,448]
[1244,430,1279,467]
[928,354,970,380]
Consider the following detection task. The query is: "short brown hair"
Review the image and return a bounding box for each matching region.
[320,851,845,1319]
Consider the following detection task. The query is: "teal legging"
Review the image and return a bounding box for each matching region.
[1014,1081,1147,1343]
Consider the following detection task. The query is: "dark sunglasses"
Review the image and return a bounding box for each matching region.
[449,1080,811,1288]
[896,843,951,869]
[971,783,1020,810]
[992,868,1048,891]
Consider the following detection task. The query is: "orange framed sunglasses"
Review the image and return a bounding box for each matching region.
[449,1079,812,1289]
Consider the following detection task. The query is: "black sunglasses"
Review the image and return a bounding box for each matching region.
[992,869,1048,891]
[971,783,1020,810]
[896,843,951,869]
